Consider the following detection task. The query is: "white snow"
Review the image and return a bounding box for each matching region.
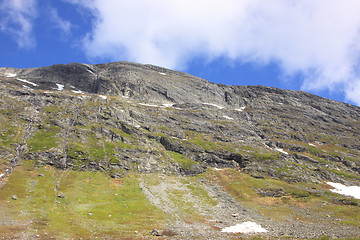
[223,115,234,120]
[235,107,246,112]
[214,167,223,171]
[308,143,316,147]
[275,148,288,155]
[159,72,167,75]
[55,84,64,91]
[17,78,38,86]
[139,103,160,108]
[23,85,33,90]
[99,95,107,99]
[327,182,360,199]
[162,103,175,107]
[87,69,95,74]
[202,103,224,109]
[134,125,141,128]
[0,173,4,178]
[71,90,84,94]
[5,73,17,77]
[222,222,268,234]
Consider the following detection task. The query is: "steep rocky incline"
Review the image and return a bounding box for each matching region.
[0,61,359,185]
[1,61,360,239]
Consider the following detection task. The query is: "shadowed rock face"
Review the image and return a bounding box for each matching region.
[0,61,360,184]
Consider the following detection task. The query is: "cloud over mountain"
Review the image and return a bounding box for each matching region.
[66,0,360,105]
[0,0,37,48]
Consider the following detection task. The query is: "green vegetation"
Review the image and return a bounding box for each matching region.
[0,125,21,148]
[0,162,165,239]
[206,168,360,227]
[27,126,60,152]
[168,151,199,169]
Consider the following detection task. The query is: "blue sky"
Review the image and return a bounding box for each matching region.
[1,0,360,106]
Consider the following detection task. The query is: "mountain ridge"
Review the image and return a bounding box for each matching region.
[0,61,360,239]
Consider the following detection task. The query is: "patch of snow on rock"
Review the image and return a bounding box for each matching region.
[327,182,360,199]
[134,125,141,128]
[139,103,160,108]
[159,72,167,75]
[235,107,246,112]
[87,69,95,74]
[17,78,38,86]
[275,148,288,155]
[22,85,32,90]
[0,173,4,178]
[99,95,107,99]
[56,84,64,91]
[72,90,84,94]
[214,167,222,171]
[223,115,234,120]
[308,143,316,147]
[162,103,174,107]
[5,73,17,77]
[202,103,224,109]
[222,222,268,234]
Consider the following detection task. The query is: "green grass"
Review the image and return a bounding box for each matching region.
[168,151,199,169]
[0,162,165,239]
[206,168,360,228]
[0,125,21,148]
[27,127,60,152]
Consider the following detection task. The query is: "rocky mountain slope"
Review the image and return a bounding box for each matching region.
[0,61,360,239]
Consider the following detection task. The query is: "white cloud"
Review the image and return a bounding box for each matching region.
[49,7,72,37]
[67,0,360,105]
[0,0,37,48]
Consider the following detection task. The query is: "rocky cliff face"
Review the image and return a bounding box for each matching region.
[0,61,360,183]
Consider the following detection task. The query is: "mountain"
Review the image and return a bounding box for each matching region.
[0,61,360,239]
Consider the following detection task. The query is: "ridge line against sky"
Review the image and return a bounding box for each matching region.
[1,0,360,106]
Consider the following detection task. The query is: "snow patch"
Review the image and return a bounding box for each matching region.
[87,69,95,74]
[134,125,141,128]
[99,95,107,100]
[55,84,64,91]
[214,167,223,171]
[5,73,17,77]
[235,107,246,112]
[139,103,160,108]
[275,148,288,155]
[222,222,268,234]
[223,115,234,120]
[327,182,360,199]
[159,72,167,76]
[202,103,224,109]
[308,143,316,147]
[23,85,32,90]
[17,78,38,86]
[162,103,174,107]
[72,90,84,94]
[0,173,4,178]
